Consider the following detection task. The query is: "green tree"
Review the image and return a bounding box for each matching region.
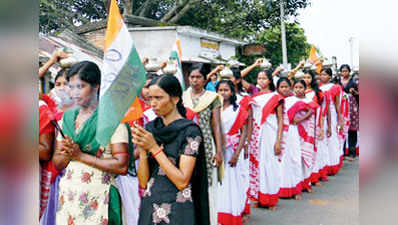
[237,23,312,84]
[39,0,310,35]
[258,23,311,67]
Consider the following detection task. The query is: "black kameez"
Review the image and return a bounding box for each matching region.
[138,118,210,225]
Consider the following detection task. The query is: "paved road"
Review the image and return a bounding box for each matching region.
[247,160,359,225]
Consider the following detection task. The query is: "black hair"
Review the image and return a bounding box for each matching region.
[293,79,307,89]
[188,63,211,80]
[55,68,68,83]
[148,74,186,118]
[303,69,322,103]
[231,67,244,94]
[216,80,239,111]
[321,68,333,77]
[276,77,291,88]
[146,72,157,81]
[339,64,351,73]
[258,70,276,92]
[66,61,101,87]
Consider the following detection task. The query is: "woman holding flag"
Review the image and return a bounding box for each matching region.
[53,61,129,225]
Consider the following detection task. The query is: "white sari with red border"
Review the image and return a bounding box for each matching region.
[248,92,283,207]
[319,83,344,175]
[289,96,319,190]
[279,96,303,198]
[217,104,248,225]
[306,90,329,182]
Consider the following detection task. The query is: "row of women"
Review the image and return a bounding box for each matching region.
[38,54,359,225]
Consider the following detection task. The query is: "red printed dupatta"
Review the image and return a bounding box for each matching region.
[285,96,319,168]
[319,83,342,117]
[222,104,248,150]
[251,92,284,125]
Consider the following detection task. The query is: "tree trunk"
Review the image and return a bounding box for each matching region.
[160,3,181,22]
[168,0,200,23]
[137,0,151,17]
[123,0,133,15]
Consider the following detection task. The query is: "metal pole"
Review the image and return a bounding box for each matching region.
[349,37,354,67]
[280,0,288,67]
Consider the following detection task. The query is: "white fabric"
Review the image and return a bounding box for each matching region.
[280,123,303,193]
[257,114,281,196]
[319,83,343,169]
[328,102,343,167]
[217,146,245,218]
[314,113,330,176]
[116,175,141,225]
[208,167,218,225]
[250,92,282,200]
[143,108,157,125]
[221,105,239,134]
[217,104,247,219]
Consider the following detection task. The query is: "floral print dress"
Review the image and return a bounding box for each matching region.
[192,97,221,186]
[138,118,204,225]
[56,124,128,225]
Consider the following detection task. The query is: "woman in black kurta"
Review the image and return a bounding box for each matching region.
[133,75,209,225]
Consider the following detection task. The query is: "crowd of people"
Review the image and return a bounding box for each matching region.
[39,51,359,225]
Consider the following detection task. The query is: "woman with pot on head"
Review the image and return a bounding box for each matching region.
[53,61,129,225]
[216,80,248,225]
[182,63,223,225]
[247,69,284,210]
[340,64,359,162]
[319,68,344,176]
[135,74,209,225]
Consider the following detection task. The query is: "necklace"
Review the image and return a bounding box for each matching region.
[191,89,205,99]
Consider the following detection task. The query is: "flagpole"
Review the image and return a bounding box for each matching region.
[280,0,288,68]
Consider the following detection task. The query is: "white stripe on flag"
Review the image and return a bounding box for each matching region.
[101,24,133,97]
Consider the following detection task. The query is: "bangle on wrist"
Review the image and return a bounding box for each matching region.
[151,145,164,158]
[152,148,163,158]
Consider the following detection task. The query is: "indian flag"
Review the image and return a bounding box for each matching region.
[96,0,146,146]
[169,40,185,90]
[309,45,322,73]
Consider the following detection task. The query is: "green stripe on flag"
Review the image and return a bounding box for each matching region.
[169,51,185,90]
[96,45,146,147]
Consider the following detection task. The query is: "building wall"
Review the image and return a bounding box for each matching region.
[80,29,106,51]
[129,29,177,60]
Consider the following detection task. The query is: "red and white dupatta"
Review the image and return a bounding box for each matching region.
[285,96,319,168]
[222,104,248,151]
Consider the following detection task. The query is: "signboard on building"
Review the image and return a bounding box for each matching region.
[200,38,220,60]
[242,44,266,56]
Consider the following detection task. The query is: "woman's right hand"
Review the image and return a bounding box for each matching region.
[327,127,332,138]
[243,144,249,159]
[254,58,263,66]
[212,152,223,167]
[274,141,282,155]
[318,129,325,140]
